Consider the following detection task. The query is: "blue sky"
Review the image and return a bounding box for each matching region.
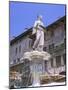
[9,1,66,38]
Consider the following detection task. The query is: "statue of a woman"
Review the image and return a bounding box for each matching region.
[32,15,45,51]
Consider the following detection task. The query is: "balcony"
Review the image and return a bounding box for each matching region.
[48,43,65,54]
[54,43,65,52]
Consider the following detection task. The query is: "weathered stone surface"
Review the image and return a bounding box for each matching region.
[23,50,51,61]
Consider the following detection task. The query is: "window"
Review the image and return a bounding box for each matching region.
[14,59,16,64]
[29,39,32,48]
[17,58,20,62]
[49,44,54,50]
[19,45,21,53]
[29,40,32,48]
[51,30,54,37]
[46,31,51,40]
[43,47,47,51]
[44,61,47,71]
[63,54,66,65]
[15,47,17,55]
[56,56,61,67]
[51,58,53,67]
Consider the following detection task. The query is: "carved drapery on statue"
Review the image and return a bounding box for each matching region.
[32,15,46,51]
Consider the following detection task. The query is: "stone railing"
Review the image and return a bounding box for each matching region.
[54,43,65,52]
[48,43,65,54]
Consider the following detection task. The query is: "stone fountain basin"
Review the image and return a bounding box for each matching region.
[22,50,51,61]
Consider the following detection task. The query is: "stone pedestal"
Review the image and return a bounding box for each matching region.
[23,51,51,87]
[30,59,45,86]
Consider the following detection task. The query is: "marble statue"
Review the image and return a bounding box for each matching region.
[32,15,45,51]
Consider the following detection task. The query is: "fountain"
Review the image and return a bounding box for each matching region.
[22,15,51,87]
[22,50,51,86]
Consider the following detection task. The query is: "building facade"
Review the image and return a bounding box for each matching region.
[9,16,66,87]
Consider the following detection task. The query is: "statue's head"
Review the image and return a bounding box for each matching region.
[37,15,42,21]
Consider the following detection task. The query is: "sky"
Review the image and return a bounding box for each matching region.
[9,1,66,38]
